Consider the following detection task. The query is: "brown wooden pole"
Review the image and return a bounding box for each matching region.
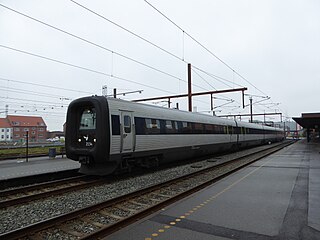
[242,90,245,108]
[250,97,253,123]
[26,131,29,162]
[188,63,192,112]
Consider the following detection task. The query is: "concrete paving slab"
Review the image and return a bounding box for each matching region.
[308,142,320,232]
[162,151,301,237]
[106,140,320,240]
[108,218,232,240]
[0,156,80,180]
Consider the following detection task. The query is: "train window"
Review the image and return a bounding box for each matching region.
[79,108,96,130]
[193,123,204,134]
[135,117,146,135]
[160,120,166,134]
[111,115,120,135]
[234,127,240,134]
[177,121,182,133]
[165,120,177,134]
[214,125,223,134]
[180,122,192,134]
[173,121,178,131]
[146,119,159,129]
[172,121,179,133]
[228,126,233,135]
[165,120,173,129]
[255,128,262,134]
[145,119,160,134]
[123,115,131,133]
[204,124,214,134]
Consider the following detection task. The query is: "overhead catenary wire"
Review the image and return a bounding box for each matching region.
[0,3,184,84]
[192,66,243,89]
[69,0,183,62]
[0,2,283,117]
[0,45,213,109]
[0,86,73,99]
[63,3,240,108]
[0,46,213,111]
[0,103,67,112]
[0,77,93,95]
[192,68,247,109]
[143,0,269,97]
[58,1,242,92]
[0,2,248,98]
[0,2,220,96]
[7,108,66,116]
[0,44,175,95]
[0,96,71,105]
[0,100,68,114]
[191,68,217,91]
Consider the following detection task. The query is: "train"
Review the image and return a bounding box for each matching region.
[65,96,284,175]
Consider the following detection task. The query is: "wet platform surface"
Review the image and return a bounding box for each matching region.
[107,140,320,240]
[0,155,80,180]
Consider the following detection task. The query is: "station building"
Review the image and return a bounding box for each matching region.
[0,115,47,142]
[293,112,320,142]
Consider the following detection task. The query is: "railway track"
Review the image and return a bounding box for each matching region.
[0,140,294,240]
[0,175,106,209]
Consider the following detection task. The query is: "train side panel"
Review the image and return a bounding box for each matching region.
[66,96,284,175]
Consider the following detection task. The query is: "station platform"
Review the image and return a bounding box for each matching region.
[108,140,320,240]
[0,155,80,180]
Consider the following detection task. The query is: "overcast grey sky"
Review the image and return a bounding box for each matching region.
[0,0,319,131]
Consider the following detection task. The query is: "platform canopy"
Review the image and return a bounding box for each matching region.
[293,113,320,129]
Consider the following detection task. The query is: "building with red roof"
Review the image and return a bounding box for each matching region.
[0,115,47,142]
[0,118,12,141]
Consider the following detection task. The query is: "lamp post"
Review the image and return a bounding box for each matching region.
[26,131,29,162]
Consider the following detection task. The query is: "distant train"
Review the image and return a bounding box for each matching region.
[66,96,284,175]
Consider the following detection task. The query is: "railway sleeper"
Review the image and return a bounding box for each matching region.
[129,199,148,207]
[59,225,83,238]
[99,210,124,220]
[82,215,105,228]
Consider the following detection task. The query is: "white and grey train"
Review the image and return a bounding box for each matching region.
[66,96,284,175]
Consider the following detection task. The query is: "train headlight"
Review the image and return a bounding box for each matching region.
[93,138,96,143]
[78,138,81,142]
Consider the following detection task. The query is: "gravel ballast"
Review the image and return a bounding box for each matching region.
[0,143,286,234]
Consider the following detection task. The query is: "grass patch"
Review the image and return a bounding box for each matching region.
[0,146,65,158]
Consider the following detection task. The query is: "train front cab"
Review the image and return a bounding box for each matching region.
[66,96,117,175]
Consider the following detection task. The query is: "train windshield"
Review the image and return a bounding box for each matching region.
[80,108,96,130]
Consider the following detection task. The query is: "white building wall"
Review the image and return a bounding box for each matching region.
[0,128,13,142]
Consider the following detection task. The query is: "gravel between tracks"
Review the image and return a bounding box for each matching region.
[0,143,286,234]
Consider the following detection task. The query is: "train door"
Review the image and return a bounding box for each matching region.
[120,111,134,153]
[235,121,239,146]
[228,125,233,143]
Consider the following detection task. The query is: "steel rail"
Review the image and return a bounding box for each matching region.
[0,175,105,208]
[0,140,294,240]
[83,140,294,239]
